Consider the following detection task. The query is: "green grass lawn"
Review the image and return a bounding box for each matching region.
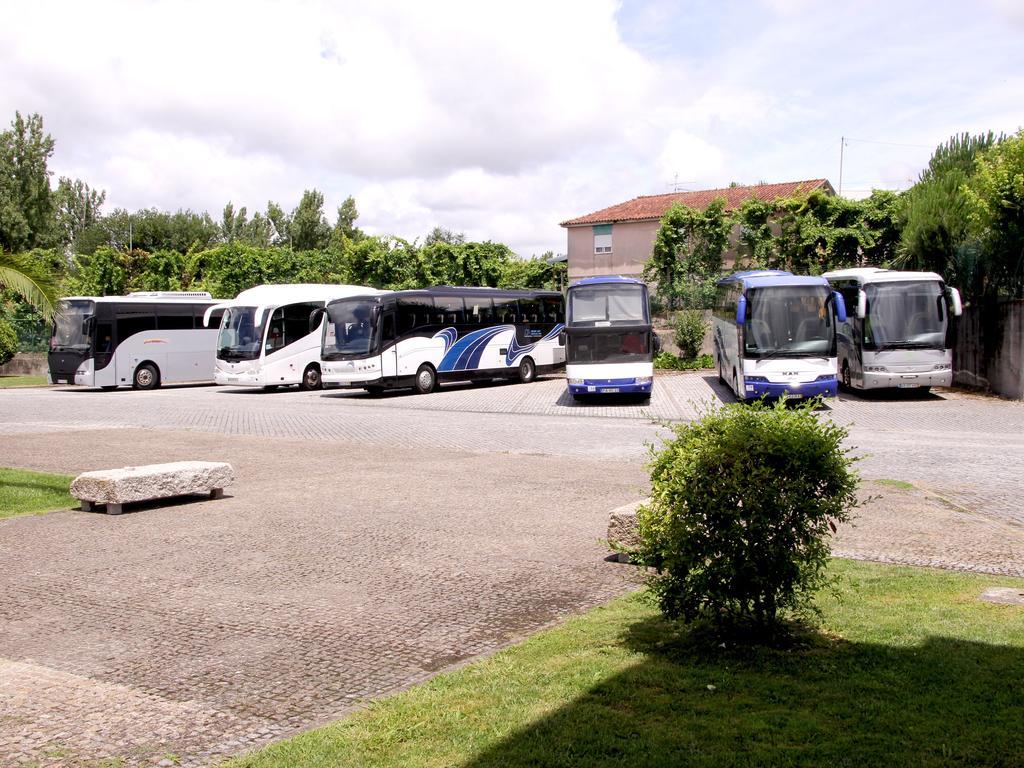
[0,467,76,519]
[0,374,48,388]
[228,559,1024,768]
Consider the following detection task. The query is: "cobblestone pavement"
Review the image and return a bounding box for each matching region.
[0,429,647,767]
[1,376,1023,766]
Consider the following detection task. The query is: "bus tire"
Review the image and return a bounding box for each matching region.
[300,364,322,390]
[841,361,852,390]
[414,364,436,394]
[133,363,160,390]
[518,356,536,384]
[717,353,725,384]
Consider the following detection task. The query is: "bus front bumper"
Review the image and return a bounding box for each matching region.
[743,376,837,400]
[862,369,952,389]
[567,376,653,395]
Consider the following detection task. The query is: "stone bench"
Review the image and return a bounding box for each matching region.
[607,499,647,563]
[70,461,235,515]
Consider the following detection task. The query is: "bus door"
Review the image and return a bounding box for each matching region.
[379,306,398,378]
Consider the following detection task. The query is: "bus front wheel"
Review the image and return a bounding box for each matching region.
[518,356,536,384]
[300,364,322,390]
[841,362,852,390]
[414,364,436,394]
[133,363,160,390]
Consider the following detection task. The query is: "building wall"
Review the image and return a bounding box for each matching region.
[567,220,748,283]
[566,221,659,281]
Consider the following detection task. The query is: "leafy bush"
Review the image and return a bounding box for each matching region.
[0,317,18,365]
[673,309,707,359]
[635,399,859,639]
[654,352,714,370]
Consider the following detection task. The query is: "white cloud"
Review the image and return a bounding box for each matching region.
[1,1,1022,256]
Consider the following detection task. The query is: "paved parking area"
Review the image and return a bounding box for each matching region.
[1,374,1023,766]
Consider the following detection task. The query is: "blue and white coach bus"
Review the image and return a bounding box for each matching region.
[564,276,655,401]
[823,267,962,392]
[318,286,565,394]
[48,291,221,390]
[204,284,379,391]
[713,270,847,402]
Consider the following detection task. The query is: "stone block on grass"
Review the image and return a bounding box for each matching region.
[71,461,234,515]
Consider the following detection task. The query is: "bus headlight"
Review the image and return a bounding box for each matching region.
[933,363,951,370]
[815,374,836,382]
[568,378,584,385]
[634,376,652,385]
[865,365,888,372]
[744,375,768,383]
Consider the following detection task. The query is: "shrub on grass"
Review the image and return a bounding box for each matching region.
[654,352,715,370]
[0,318,18,366]
[635,398,859,640]
[672,309,707,359]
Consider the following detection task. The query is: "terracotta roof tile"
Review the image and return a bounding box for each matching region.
[560,179,833,227]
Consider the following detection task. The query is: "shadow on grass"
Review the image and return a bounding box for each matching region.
[461,614,1024,768]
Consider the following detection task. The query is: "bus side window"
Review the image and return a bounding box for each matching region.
[116,312,156,341]
[158,314,192,330]
[199,310,224,329]
[381,312,396,342]
[493,298,518,324]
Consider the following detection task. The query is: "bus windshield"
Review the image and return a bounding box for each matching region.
[217,306,265,361]
[865,281,946,350]
[323,299,376,359]
[744,286,834,358]
[568,284,648,327]
[51,300,95,350]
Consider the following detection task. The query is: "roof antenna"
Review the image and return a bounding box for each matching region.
[667,173,695,192]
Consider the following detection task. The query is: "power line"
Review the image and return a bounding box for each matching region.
[843,137,933,149]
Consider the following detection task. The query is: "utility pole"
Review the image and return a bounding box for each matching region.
[839,136,846,196]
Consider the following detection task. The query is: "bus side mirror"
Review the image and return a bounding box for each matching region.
[856,289,867,320]
[309,308,326,334]
[947,287,963,317]
[736,296,747,325]
[832,291,847,323]
[81,316,94,336]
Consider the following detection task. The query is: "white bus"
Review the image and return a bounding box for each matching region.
[564,276,655,401]
[48,292,221,390]
[713,271,847,401]
[318,286,565,394]
[823,267,963,392]
[204,284,379,390]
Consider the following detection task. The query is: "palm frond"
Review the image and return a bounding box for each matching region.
[0,254,60,321]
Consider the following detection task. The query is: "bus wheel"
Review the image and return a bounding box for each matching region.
[133,363,160,390]
[841,362,852,390]
[300,364,322,390]
[717,353,725,384]
[414,364,436,394]
[518,356,536,384]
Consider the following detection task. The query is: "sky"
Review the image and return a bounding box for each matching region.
[2,0,1022,258]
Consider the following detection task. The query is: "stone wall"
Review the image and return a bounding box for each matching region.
[954,300,1024,399]
[0,352,47,376]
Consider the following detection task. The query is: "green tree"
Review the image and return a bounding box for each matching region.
[290,189,332,251]
[54,177,105,249]
[0,317,17,364]
[899,132,1001,298]
[0,112,56,252]
[423,226,465,246]
[963,129,1024,298]
[346,235,420,289]
[644,199,730,310]
[0,250,60,321]
[137,249,187,291]
[65,246,129,296]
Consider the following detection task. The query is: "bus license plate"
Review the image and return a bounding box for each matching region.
[898,383,918,388]
[602,387,620,393]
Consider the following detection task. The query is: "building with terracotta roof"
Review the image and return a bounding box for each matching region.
[559,179,835,283]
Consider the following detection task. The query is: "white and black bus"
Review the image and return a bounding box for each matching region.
[564,276,656,401]
[318,286,565,393]
[48,292,221,390]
